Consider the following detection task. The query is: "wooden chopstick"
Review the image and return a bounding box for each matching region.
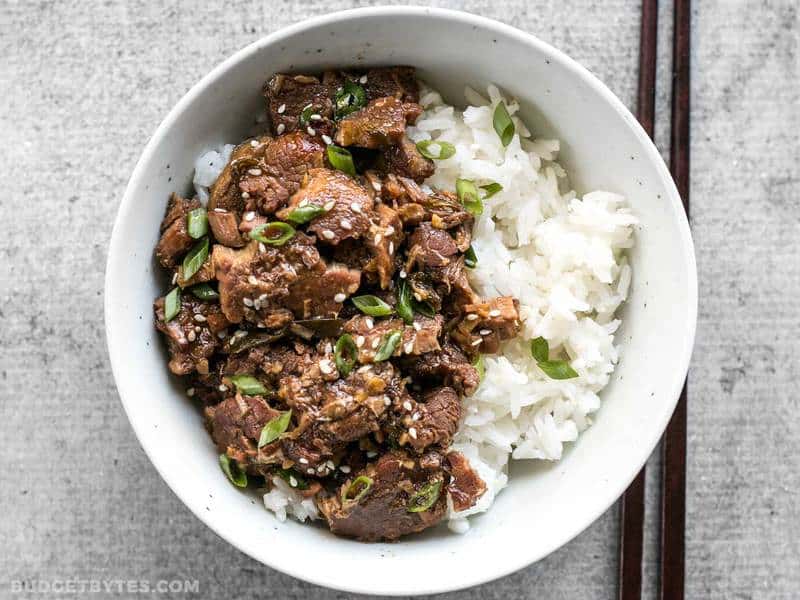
[660,0,691,598]
[618,2,658,600]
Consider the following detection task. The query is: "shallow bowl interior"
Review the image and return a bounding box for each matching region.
[105,7,696,596]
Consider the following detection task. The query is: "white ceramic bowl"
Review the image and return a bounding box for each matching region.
[105,6,696,596]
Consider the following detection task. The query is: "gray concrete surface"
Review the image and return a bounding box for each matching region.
[1,0,798,598]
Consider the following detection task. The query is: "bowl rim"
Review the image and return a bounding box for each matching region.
[105,5,697,595]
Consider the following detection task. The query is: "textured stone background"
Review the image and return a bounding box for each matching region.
[1,0,798,598]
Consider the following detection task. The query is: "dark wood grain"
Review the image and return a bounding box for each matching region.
[660,0,691,599]
[618,3,658,600]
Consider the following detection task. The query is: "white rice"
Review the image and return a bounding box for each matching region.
[192,84,637,532]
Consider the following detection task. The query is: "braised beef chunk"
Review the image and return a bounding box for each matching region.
[316,450,447,541]
[381,134,435,182]
[446,451,487,512]
[154,294,229,376]
[276,168,374,245]
[153,65,525,541]
[334,97,422,149]
[401,342,480,396]
[155,194,200,268]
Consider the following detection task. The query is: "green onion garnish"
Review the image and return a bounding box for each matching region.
[493,102,515,147]
[334,334,357,378]
[396,280,414,325]
[164,287,181,321]
[258,410,292,447]
[219,454,248,488]
[286,203,327,225]
[473,354,485,382]
[407,480,442,513]
[190,283,219,301]
[276,468,309,490]
[229,374,268,396]
[416,139,456,160]
[299,104,317,126]
[326,144,357,176]
[334,81,367,119]
[249,222,295,246]
[186,207,208,239]
[411,298,435,318]
[181,237,209,281]
[456,179,484,216]
[374,330,402,362]
[464,245,478,269]
[351,295,393,317]
[530,337,578,379]
[481,182,503,198]
[342,475,373,504]
[530,337,549,363]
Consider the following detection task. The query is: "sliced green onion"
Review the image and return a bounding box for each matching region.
[473,354,485,382]
[374,330,402,362]
[326,144,357,176]
[481,182,503,198]
[416,139,456,160]
[351,295,393,317]
[258,410,292,447]
[249,222,295,246]
[538,360,579,380]
[334,80,367,119]
[286,203,327,225]
[493,102,515,147]
[530,337,549,363]
[190,283,219,301]
[334,334,357,378]
[182,237,209,281]
[230,374,268,396]
[456,178,484,216]
[411,298,435,318]
[276,468,309,490]
[219,454,247,487]
[407,480,442,513]
[396,280,414,325]
[342,475,373,504]
[164,287,181,321]
[464,245,478,269]
[186,207,208,239]
[299,104,317,126]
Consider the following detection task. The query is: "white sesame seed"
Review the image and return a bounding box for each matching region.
[171,272,178,284]
[319,359,334,374]
[402,400,412,411]
[247,275,258,285]
[339,465,351,473]
[258,242,266,253]
[412,322,422,331]
[334,293,346,303]
[247,168,262,176]
[365,318,374,329]
[371,338,380,349]
[218,384,228,392]
[253,299,261,310]
[489,309,501,317]
[289,476,298,487]
[299,199,309,208]
[250,139,259,147]
[323,200,335,211]
[471,339,483,346]
[321,134,332,145]
[243,297,253,307]
[385,225,395,236]
[466,313,479,321]
[479,329,492,336]
[194,326,202,333]
[321,229,335,240]
[193,314,207,322]
[307,468,315,474]
[277,103,286,114]
[412,412,420,421]
[403,342,414,354]
[326,460,335,469]
[306,126,316,136]
[413,293,422,301]
[241,191,250,198]
[359,75,368,84]
[299,457,309,464]
[383,396,391,406]
[340,219,352,230]
[388,241,394,254]
[276,123,286,134]
[399,270,407,279]
[356,335,365,347]
[371,180,382,192]
[244,211,255,221]
[367,451,377,458]
[374,234,382,245]
[310,113,322,121]
[350,202,361,213]
[213,207,226,213]
[235,330,248,338]
[408,427,417,439]
[258,294,268,303]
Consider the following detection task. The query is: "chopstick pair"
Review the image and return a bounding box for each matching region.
[618,1,691,600]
